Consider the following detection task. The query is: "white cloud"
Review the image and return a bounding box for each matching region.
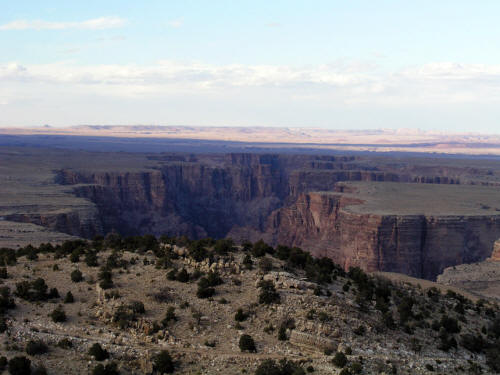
[401,62,500,80]
[0,60,499,108]
[0,61,376,96]
[0,16,126,31]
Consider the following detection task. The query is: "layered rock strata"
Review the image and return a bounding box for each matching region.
[266,192,500,279]
[49,154,500,280]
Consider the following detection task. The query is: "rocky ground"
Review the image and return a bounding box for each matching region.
[0,237,499,374]
[438,261,500,301]
[0,221,78,249]
[437,240,500,301]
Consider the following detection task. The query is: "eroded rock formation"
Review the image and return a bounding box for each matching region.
[266,192,500,279]
[22,153,500,280]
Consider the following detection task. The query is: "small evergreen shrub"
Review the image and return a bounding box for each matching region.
[243,254,253,270]
[88,343,109,361]
[239,334,256,352]
[49,305,67,323]
[353,325,366,336]
[0,357,6,372]
[176,268,189,282]
[166,269,177,281]
[152,350,174,374]
[234,308,248,322]
[161,306,177,327]
[70,269,83,282]
[85,252,99,267]
[8,356,31,375]
[92,362,119,375]
[258,257,273,273]
[25,339,48,355]
[32,365,48,375]
[57,338,73,349]
[98,267,113,290]
[64,291,74,303]
[257,280,280,305]
[129,301,145,314]
[332,352,348,368]
[278,324,287,341]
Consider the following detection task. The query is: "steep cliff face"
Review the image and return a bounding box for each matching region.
[50,153,500,280]
[265,192,500,279]
[58,154,454,239]
[62,158,287,238]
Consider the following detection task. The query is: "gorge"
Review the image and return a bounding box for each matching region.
[3,147,500,280]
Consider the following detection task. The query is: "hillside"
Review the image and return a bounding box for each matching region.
[1,235,500,374]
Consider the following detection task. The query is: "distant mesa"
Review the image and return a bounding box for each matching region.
[2,125,500,155]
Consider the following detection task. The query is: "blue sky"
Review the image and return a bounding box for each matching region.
[1,1,500,132]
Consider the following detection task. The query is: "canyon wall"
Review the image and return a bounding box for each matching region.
[265,192,500,279]
[56,154,380,238]
[49,153,500,280]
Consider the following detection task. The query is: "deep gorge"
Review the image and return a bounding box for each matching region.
[35,153,500,280]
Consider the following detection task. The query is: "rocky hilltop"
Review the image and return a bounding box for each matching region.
[1,235,499,374]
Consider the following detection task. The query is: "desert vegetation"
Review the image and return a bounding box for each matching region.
[0,234,499,373]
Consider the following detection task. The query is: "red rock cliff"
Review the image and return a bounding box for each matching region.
[264,192,500,279]
[52,153,500,280]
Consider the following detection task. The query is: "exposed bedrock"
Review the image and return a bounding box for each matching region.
[58,154,406,238]
[265,192,500,280]
[51,153,500,279]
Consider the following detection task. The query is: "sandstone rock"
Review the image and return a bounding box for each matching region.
[267,192,500,280]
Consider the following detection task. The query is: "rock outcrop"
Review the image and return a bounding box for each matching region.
[266,192,500,280]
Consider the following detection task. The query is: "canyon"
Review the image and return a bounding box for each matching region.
[3,146,500,280]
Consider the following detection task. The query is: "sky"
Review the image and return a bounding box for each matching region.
[1,0,500,132]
